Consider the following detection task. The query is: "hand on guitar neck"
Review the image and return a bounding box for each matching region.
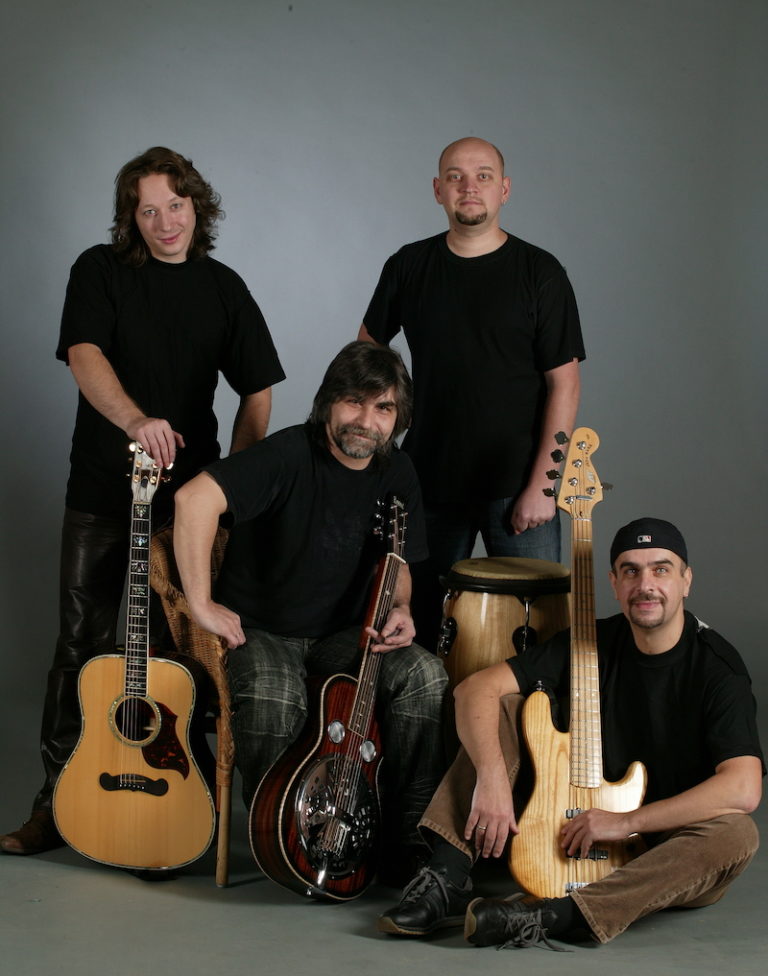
[363,562,416,653]
[364,606,415,653]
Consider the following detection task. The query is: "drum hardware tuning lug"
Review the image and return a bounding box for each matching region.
[437,616,457,657]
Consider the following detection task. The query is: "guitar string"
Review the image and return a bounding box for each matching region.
[569,470,601,886]
[320,553,399,858]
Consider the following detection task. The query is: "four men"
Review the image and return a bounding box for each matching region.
[2,139,762,950]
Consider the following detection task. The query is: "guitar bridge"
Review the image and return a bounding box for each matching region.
[565,882,589,892]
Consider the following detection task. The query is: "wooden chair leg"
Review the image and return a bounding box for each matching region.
[216,782,231,888]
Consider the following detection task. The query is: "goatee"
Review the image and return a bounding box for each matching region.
[455,209,488,226]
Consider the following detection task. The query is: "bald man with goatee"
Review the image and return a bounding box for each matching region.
[359,137,585,650]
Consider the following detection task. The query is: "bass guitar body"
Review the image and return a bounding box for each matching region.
[53,654,215,870]
[250,673,382,901]
[511,689,646,899]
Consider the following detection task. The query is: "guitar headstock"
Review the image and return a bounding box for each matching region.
[129,441,171,505]
[546,428,605,521]
[388,495,407,559]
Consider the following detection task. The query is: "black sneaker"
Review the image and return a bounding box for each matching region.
[378,866,473,936]
[464,893,568,951]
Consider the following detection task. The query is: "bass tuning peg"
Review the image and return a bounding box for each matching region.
[550,449,565,463]
[546,469,561,481]
[554,431,569,445]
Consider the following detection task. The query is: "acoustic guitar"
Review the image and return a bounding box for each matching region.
[509,428,646,897]
[53,444,215,870]
[249,497,407,901]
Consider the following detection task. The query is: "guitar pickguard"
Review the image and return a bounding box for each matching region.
[109,696,190,777]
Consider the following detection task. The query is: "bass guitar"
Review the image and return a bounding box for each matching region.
[53,444,215,870]
[249,497,407,901]
[509,428,646,897]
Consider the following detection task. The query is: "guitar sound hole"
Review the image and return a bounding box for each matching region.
[112,697,159,745]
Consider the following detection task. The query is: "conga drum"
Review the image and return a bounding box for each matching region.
[437,557,570,688]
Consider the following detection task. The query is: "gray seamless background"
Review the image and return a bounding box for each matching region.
[1,0,766,790]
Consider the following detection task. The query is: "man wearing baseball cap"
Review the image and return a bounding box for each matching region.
[379,517,763,948]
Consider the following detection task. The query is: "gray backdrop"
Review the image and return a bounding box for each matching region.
[2,0,766,784]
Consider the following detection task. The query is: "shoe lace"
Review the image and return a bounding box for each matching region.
[497,899,570,953]
[400,867,451,907]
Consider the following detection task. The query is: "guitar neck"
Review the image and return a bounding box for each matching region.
[348,550,405,740]
[569,500,603,788]
[125,500,152,697]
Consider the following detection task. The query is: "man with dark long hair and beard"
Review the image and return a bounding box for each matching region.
[173,341,448,885]
[1,147,284,855]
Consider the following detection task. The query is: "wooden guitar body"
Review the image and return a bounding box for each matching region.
[250,672,382,901]
[53,654,215,869]
[511,689,646,898]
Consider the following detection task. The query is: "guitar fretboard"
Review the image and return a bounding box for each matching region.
[570,514,602,788]
[125,502,151,697]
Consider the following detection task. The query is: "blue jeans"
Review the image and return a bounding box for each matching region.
[411,498,562,652]
[227,625,449,849]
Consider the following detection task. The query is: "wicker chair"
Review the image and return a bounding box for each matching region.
[150,525,232,886]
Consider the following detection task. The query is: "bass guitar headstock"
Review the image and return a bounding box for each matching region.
[129,441,172,505]
[544,427,608,521]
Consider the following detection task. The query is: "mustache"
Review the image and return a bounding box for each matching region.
[337,424,384,444]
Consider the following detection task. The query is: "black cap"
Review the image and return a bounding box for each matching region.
[610,517,688,567]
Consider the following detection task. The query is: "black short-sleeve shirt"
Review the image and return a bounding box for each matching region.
[363,232,585,504]
[207,425,428,638]
[508,612,764,805]
[57,244,285,515]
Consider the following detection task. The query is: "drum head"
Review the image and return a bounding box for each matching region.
[443,557,570,596]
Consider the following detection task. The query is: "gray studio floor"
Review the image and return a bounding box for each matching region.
[2,696,767,976]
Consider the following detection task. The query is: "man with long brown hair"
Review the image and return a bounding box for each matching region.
[1,147,284,855]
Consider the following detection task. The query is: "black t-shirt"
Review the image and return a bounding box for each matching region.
[509,612,764,805]
[206,425,429,638]
[57,244,285,516]
[363,232,585,505]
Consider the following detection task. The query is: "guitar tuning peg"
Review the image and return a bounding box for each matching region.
[550,449,565,463]
[545,469,561,481]
[602,482,614,492]
[554,431,569,445]
[543,488,556,497]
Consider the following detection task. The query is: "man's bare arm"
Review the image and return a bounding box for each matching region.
[68,342,184,469]
[173,472,245,649]
[229,388,272,454]
[453,662,522,857]
[358,323,379,344]
[510,358,580,534]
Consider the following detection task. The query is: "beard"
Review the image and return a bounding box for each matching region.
[455,207,488,226]
[627,595,666,630]
[331,424,390,460]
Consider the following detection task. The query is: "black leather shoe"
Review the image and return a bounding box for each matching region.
[0,809,64,855]
[464,893,566,950]
[378,866,473,936]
